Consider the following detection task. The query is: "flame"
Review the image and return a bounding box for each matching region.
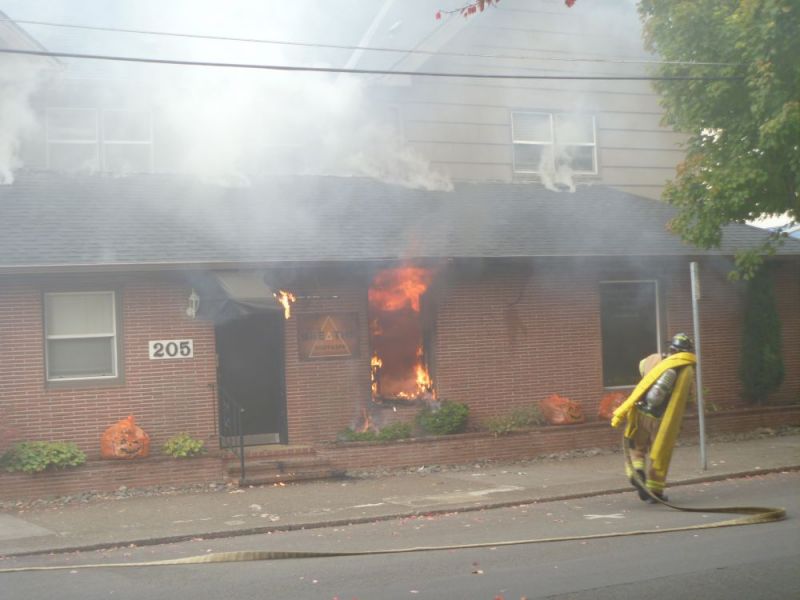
[368,265,436,400]
[358,407,374,433]
[370,354,383,396]
[274,290,296,319]
[415,363,433,395]
[368,267,433,312]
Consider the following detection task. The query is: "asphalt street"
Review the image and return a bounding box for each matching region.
[2,471,797,600]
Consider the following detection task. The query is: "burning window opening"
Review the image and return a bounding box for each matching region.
[368,265,437,404]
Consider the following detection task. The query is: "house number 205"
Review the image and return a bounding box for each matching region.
[148,339,193,359]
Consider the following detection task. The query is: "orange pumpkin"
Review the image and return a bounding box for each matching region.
[598,392,626,421]
[100,415,150,459]
[539,394,585,425]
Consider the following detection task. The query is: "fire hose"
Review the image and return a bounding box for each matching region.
[0,447,786,573]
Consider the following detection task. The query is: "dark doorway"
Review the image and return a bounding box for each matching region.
[215,312,287,445]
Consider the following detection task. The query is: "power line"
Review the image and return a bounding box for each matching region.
[0,47,744,81]
[0,17,742,68]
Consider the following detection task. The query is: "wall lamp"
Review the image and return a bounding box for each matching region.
[186,289,200,319]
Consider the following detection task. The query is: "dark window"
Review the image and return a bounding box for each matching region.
[600,281,660,387]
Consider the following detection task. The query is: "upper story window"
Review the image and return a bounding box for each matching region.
[44,291,120,382]
[46,108,153,173]
[511,112,597,175]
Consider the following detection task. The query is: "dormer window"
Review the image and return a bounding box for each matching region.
[46,108,153,173]
[511,112,597,175]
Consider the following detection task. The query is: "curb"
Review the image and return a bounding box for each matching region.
[2,465,797,559]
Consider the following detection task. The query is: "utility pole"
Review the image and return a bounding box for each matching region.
[690,261,707,470]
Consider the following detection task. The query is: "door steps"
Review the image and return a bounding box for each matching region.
[223,445,344,486]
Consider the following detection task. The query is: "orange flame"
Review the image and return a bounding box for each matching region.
[358,407,374,433]
[368,267,433,312]
[370,354,383,396]
[368,265,436,400]
[274,290,296,319]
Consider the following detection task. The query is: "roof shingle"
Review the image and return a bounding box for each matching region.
[1,171,797,270]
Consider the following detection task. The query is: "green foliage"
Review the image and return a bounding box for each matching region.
[484,405,547,436]
[338,429,378,442]
[740,266,784,403]
[1,441,87,474]
[638,0,799,277]
[416,401,470,435]
[376,422,413,441]
[162,433,206,458]
[338,422,413,443]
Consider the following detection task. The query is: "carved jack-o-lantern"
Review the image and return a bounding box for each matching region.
[101,415,150,459]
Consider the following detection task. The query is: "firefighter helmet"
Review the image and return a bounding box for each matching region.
[669,332,694,353]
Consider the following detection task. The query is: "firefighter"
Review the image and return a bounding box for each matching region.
[611,333,697,503]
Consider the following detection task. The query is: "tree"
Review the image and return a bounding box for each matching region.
[452,1,799,277]
[739,265,784,403]
[638,0,799,277]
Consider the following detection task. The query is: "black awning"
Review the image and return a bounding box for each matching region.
[198,271,282,322]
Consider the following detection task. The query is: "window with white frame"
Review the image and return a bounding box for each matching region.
[599,281,661,387]
[46,108,153,173]
[511,112,597,174]
[44,291,119,381]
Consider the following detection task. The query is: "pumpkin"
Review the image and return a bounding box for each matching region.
[539,394,585,425]
[598,392,626,421]
[100,415,150,459]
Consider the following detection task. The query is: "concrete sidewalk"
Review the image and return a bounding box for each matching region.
[1,434,798,557]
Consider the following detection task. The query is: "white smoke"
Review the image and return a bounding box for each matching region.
[0,1,453,190]
[0,56,48,184]
[538,145,576,193]
[344,122,454,191]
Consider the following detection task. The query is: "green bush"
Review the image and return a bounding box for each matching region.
[416,401,469,435]
[376,422,413,441]
[485,405,546,436]
[162,433,206,458]
[338,428,379,442]
[338,422,413,443]
[1,441,87,474]
[740,266,784,403]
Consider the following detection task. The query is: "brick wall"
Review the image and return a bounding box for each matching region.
[0,456,223,501]
[1,257,797,500]
[283,269,371,444]
[318,405,800,472]
[0,275,218,458]
[433,257,800,426]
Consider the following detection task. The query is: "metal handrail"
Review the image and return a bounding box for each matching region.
[218,384,246,483]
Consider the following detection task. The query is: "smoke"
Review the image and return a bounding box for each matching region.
[0,0,454,190]
[0,56,47,184]
[343,122,454,191]
[537,145,576,193]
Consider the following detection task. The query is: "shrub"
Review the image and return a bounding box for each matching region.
[338,422,413,443]
[1,441,87,474]
[376,422,413,441]
[484,405,546,436]
[338,428,379,442]
[416,401,469,435]
[162,433,206,458]
[740,266,784,403]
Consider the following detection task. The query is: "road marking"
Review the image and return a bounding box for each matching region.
[584,513,625,520]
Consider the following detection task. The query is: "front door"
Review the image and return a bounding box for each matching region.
[215,312,287,445]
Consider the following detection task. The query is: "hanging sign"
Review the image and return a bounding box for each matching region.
[297,313,360,360]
